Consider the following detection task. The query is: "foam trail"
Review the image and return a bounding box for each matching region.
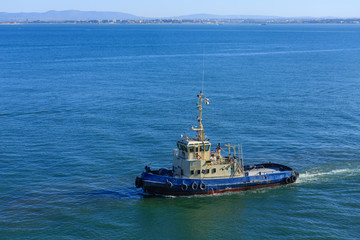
[5,48,360,65]
[297,168,359,184]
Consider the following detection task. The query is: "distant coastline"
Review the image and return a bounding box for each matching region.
[0,10,359,25]
[1,18,360,25]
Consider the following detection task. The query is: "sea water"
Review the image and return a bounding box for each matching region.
[0,24,359,239]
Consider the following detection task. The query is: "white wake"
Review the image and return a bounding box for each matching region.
[297,168,359,183]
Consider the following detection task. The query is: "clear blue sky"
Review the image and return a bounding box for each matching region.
[2,0,359,18]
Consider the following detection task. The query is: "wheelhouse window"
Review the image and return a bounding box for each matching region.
[206,169,210,174]
[212,168,216,173]
[189,147,194,152]
[200,145,204,151]
[191,170,194,175]
[205,145,210,151]
[180,145,187,152]
[197,170,200,174]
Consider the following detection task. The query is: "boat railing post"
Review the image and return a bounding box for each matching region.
[241,144,244,174]
[237,144,241,175]
[173,149,178,159]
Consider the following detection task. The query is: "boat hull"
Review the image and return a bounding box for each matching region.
[136,163,299,196]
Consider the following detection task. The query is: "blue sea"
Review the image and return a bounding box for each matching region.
[1,24,360,239]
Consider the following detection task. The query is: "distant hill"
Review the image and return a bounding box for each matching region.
[0,10,140,22]
[173,14,283,20]
[0,10,288,22]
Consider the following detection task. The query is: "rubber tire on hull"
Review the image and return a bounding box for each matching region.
[135,177,143,188]
[291,175,297,183]
[191,182,198,190]
[285,177,291,184]
[167,181,173,188]
[181,183,188,191]
[199,182,206,190]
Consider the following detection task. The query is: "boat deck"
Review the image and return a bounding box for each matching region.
[246,167,281,176]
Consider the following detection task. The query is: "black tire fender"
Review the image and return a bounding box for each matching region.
[135,177,143,188]
[181,183,188,191]
[191,182,198,190]
[285,177,291,184]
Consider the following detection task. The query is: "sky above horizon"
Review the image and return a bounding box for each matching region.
[2,0,360,18]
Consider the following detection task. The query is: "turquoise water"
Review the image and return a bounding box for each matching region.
[1,24,360,239]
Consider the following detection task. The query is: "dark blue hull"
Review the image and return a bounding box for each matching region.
[136,163,299,196]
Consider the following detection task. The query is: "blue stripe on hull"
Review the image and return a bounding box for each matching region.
[140,171,294,195]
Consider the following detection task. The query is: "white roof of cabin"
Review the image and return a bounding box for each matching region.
[179,139,211,145]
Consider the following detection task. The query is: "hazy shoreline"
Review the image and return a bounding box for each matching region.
[1,18,360,25]
[1,10,359,25]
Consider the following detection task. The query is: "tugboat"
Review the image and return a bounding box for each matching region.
[135,92,299,195]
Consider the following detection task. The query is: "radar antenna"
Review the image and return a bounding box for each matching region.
[192,91,209,141]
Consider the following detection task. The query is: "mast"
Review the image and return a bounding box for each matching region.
[192,52,207,141]
[192,91,208,141]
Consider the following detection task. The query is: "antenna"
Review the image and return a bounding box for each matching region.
[202,48,205,93]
